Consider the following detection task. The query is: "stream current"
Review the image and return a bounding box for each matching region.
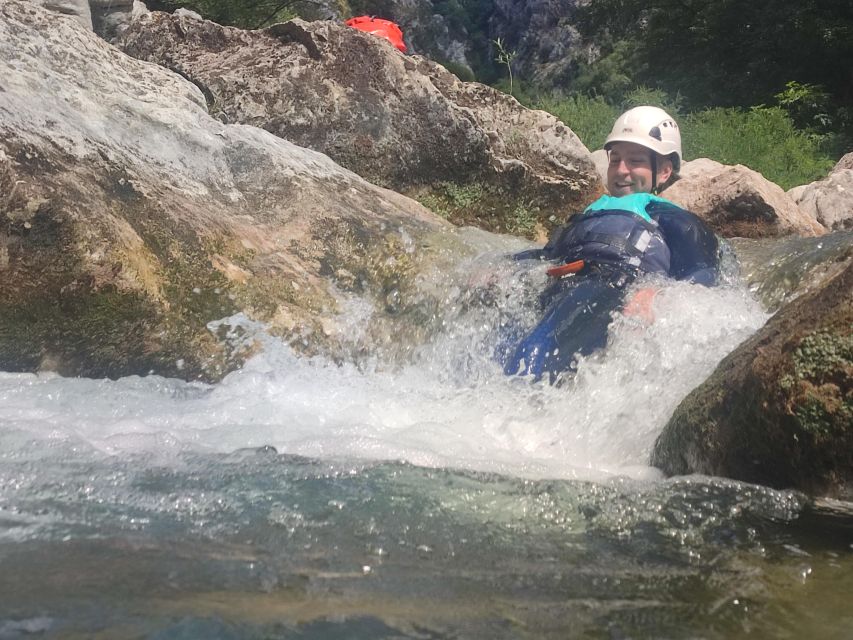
[1,235,852,639]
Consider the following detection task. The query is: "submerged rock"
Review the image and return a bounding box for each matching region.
[788,153,853,231]
[652,261,853,498]
[118,12,601,238]
[662,158,826,238]
[0,0,472,381]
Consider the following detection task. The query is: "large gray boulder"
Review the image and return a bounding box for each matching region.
[0,0,471,381]
[118,12,602,239]
[788,153,853,231]
[652,260,853,498]
[662,158,826,238]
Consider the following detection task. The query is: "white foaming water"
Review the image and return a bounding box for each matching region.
[0,271,768,482]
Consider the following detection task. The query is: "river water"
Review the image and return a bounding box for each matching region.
[1,239,852,639]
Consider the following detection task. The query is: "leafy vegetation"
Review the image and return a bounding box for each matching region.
[506,200,539,236]
[683,107,835,190]
[416,182,487,219]
[528,90,837,190]
[575,0,852,111]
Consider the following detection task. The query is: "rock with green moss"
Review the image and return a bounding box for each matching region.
[0,0,471,381]
[118,12,601,240]
[651,261,853,498]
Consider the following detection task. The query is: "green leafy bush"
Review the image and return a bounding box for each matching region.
[531,92,836,189]
[683,106,835,190]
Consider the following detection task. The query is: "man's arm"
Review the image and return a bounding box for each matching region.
[651,208,720,285]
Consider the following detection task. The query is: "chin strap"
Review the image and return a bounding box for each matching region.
[651,153,658,194]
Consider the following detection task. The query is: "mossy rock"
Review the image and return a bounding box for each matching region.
[652,262,853,497]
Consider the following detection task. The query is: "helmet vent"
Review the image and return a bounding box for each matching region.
[649,126,662,141]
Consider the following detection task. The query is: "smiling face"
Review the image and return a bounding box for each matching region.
[606,141,672,196]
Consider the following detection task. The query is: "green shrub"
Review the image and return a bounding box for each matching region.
[775,81,833,130]
[683,106,835,190]
[570,40,639,103]
[619,86,683,117]
[506,200,538,235]
[532,87,685,151]
[529,91,836,189]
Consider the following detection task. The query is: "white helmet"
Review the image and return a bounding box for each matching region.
[604,106,682,172]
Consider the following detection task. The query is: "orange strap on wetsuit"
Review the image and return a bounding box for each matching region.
[546,260,585,278]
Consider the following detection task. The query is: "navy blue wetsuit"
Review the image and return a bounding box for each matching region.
[501,193,720,381]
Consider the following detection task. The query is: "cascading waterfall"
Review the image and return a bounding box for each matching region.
[1,231,851,639]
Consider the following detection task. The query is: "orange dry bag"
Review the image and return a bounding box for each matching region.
[345,16,407,52]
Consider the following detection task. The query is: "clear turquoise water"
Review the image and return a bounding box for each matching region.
[1,247,850,638]
[2,450,852,638]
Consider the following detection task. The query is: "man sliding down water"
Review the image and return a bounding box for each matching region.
[501,106,721,381]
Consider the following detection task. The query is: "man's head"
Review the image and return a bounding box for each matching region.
[604,106,681,195]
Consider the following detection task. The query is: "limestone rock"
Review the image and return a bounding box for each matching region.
[662,158,826,238]
[25,0,91,29]
[0,0,470,381]
[590,148,608,186]
[89,0,147,41]
[118,12,601,238]
[834,152,853,172]
[651,261,853,498]
[787,157,853,231]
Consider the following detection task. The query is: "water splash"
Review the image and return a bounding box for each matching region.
[0,251,768,481]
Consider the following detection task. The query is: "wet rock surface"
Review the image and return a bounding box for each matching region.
[652,261,853,498]
[118,12,601,238]
[732,232,853,312]
[0,0,470,381]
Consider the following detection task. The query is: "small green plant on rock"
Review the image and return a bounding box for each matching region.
[444,182,486,208]
[416,182,487,220]
[493,37,517,96]
[791,330,852,385]
[506,199,539,236]
[780,329,853,439]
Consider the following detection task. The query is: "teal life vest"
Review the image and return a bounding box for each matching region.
[542,193,677,274]
[582,193,682,223]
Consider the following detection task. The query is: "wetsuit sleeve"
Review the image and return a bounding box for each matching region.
[651,208,720,285]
